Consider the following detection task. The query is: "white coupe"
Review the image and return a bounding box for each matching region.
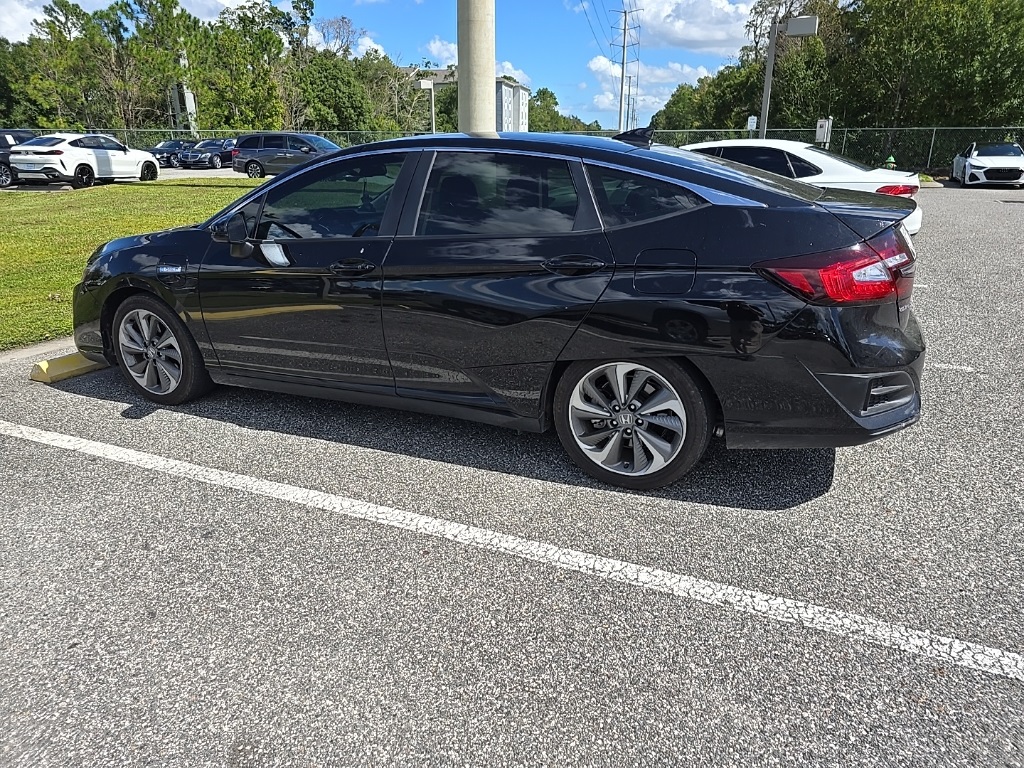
[683,138,923,235]
[950,142,1024,187]
[9,132,159,189]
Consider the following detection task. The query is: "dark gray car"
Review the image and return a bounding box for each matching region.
[231,133,340,178]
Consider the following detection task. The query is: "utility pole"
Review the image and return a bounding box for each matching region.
[758,21,779,139]
[616,9,628,132]
[457,0,496,135]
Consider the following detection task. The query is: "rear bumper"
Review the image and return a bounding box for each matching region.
[12,165,72,182]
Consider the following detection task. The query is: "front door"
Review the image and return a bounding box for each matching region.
[381,150,613,411]
[198,151,413,391]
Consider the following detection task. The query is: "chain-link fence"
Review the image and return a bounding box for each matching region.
[17,125,1024,174]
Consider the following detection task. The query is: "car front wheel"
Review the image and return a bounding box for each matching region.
[211,155,222,169]
[553,358,712,490]
[169,154,180,167]
[0,162,13,188]
[245,161,265,178]
[140,162,158,181]
[112,294,212,405]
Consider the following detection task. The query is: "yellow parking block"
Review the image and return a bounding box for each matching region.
[29,353,108,383]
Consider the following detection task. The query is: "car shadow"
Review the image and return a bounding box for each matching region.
[54,367,836,511]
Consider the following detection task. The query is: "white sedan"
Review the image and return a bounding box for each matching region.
[9,132,159,189]
[683,139,923,235]
[951,142,1024,187]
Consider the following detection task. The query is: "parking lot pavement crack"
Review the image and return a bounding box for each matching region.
[2,417,1023,686]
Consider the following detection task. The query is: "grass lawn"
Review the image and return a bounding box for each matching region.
[0,177,261,351]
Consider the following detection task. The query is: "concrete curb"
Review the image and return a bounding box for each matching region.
[0,337,77,364]
[29,352,108,383]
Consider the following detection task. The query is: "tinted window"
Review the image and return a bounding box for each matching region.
[21,136,65,147]
[195,139,222,149]
[417,152,579,236]
[786,152,822,178]
[238,136,260,150]
[263,135,286,150]
[94,136,124,151]
[288,136,313,151]
[803,145,874,172]
[692,147,721,158]
[257,153,406,240]
[308,136,340,152]
[77,136,104,149]
[586,165,704,228]
[719,146,794,177]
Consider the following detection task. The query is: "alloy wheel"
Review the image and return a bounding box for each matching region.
[0,163,12,188]
[117,309,183,395]
[75,165,94,188]
[170,154,180,168]
[246,162,262,178]
[567,362,687,477]
[211,155,222,169]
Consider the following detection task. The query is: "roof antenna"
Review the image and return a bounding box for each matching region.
[611,126,655,149]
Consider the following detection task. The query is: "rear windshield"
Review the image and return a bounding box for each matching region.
[803,145,875,172]
[644,144,825,202]
[20,136,65,147]
[976,143,1023,157]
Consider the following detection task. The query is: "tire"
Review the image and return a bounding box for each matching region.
[553,358,712,490]
[71,164,95,189]
[245,161,265,178]
[210,155,222,169]
[0,162,13,188]
[111,294,212,406]
[169,154,180,168]
[139,162,158,181]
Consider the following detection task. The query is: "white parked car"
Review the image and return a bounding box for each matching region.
[9,132,159,189]
[950,142,1024,187]
[683,139,923,235]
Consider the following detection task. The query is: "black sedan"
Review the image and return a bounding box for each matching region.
[178,138,235,169]
[144,139,197,168]
[72,131,924,489]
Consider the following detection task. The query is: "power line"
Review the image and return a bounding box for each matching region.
[580,2,611,56]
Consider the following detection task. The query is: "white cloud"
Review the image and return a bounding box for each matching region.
[354,35,384,57]
[578,81,588,89]
[422,37,531,84]
[496,60,530,85]
[425,35,459,66]
[587,54,710,117]
[2,0,42,42]
[638,0,750,56]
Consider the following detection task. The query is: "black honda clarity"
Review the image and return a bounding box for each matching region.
[73,130,924,489]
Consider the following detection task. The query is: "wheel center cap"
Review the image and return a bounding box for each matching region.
[617,412,635,426]
[145,346,156,360]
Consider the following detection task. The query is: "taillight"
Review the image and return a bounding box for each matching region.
[231,149,240,158]
[875,184,917,197]
[35,149,64,155]
[756,225,915,306]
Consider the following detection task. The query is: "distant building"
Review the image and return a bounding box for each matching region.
[404,67,530,131]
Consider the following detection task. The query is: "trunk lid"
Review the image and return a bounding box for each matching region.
[814,186,918,240]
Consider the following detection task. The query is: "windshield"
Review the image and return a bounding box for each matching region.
[976,143,1024,157]
[21,136,65,147]
[646,144,825,202]
[195,140,221,149]
[803,145,875,172]
[308,136,340,152]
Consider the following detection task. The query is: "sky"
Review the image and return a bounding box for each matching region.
[1,0,751,127]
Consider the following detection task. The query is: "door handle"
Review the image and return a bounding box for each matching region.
[329,259,376,276]
[541,255,606,276]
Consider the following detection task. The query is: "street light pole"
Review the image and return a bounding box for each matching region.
[758,22,779,139]
[758,15,819,140]
[418,79,436,133]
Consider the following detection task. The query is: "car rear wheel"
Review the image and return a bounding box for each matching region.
[0,162,13,188]
[211,155,222,169]
[245,161,265,178]
[140,162,158,181]
[71,164,95,189]
[112,294,212,405]
[553,358,712,490]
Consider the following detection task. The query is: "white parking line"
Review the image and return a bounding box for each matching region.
[2,417,1022,683]
[927,363,976,373]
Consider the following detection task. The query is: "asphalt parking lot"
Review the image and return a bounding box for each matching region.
[2,185,1023,765]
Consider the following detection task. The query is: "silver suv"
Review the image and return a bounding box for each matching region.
[231,133,340,178]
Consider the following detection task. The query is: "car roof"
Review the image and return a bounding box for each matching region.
[976,141,1021,147]
[681,138,814,151]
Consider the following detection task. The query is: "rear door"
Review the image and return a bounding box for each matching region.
[261,134,288,174]
[381,149,612,411]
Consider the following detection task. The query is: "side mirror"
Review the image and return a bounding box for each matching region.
[211,211,255,258]
[301,146,312,153]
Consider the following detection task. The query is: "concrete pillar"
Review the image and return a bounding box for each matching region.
[457,0,496,135]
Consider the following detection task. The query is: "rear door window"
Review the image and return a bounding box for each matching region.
[238,136,260,150]
[416,152,580,236]
[263,135,286,150]
[719,146,794,177]
[585,165,704,228]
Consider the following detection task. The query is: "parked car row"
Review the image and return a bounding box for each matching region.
[7,132,160,188]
